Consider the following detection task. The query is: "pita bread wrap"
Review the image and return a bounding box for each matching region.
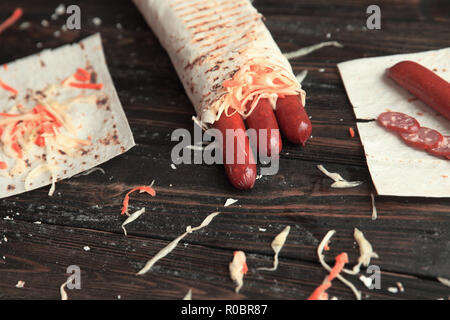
[0,34,135,198]
[338,48,450,198]
[133,0,305,124]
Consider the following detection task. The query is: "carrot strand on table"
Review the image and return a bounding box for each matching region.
[0,8,23,35]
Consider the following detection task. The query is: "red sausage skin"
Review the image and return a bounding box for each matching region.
[245,98,282,157]
[275,95,312,146]
[387,61,450,121]
[213,111,256,190]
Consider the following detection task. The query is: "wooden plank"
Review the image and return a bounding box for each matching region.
[0,0,449,300]
[1,154,449,279]
[1,220,449,300]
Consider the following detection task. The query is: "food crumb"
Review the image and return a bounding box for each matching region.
[83,246,91,251]
[359,275,373,288]
[53,30,61,37]
[41,19,49,27]
[19,21,31,30]
[224,198,238,207]
[55,4,66,16]
[396,282,404,292]
[326,33,331,39]
[387,287,398,294]
[36,42,43,49]
[170,163,177,170]
[116,23,123,30]
[15,281,25,288]
[92,17,102,26]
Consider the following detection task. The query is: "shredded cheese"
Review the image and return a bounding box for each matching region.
[121,208,146,236]
[437,277,450,288]
[60,278,70,300]
[224,198,238,207]
[0,67,102,194]
[371,193,377,220]
[317,164,364,188]
[257,226,290,272]
[343,228,379,275]
[137,212,220,275]
[283,41,343,60]
[183,289,192,300]
[317,230,362,300]
[229,250,248,293]
[212,54,305,121]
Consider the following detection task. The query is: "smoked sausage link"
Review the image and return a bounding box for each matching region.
[275,95,312,146]
[245,98,282,157]
[213,110,257,190]
[388,61,450,121]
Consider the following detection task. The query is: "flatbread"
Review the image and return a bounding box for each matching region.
[0,33,135,198]
[338,48,450,197]
[133,0,305,124]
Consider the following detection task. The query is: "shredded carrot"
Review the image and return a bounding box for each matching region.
[242,262,248,274]
[0,8,23,35]
[11,140,22,159]
[324,243,330,251]
[216,55,304,119]
[69,82,103,90]
[0,79,18,95]
[74,68,91,82]
[232,250,248,274]
[121,186,156,215]
[349,127,355,138]
[0,161,7,170]
[308,252,348,300]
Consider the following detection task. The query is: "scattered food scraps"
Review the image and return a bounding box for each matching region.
[136,212,220,275]
[359,275,373,288]
[183,289,192,300]
[284,41,343,60]
[229,250,248,293]
[387,287,398,294]
[73,167,105,178]
[344,228,379,275]
[396,282,405,292]
[257,226,290,272]
[224,198,238,207]
[308,252,348,300]
[317,165,364,188]
[83,246,90,251]
[349,127,355,138]
[121,186,156,215]
[317,230,362,300]
[15,280,25,288]
[60,278,70,300]
[295,70,308,84]
[0,8,23,35]
[437,277,450,288]
[371,193,378,220]
[121,207,146,236]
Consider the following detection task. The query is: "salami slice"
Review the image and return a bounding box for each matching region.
[400,127,443,150]
[428,136,450,158]
[378,112,420,133]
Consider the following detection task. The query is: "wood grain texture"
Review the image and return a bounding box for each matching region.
[0,0,449,300]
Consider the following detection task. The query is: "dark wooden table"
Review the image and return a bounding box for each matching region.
[0,0,449,300]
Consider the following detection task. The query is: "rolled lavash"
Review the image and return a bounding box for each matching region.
[134,0,305,124]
